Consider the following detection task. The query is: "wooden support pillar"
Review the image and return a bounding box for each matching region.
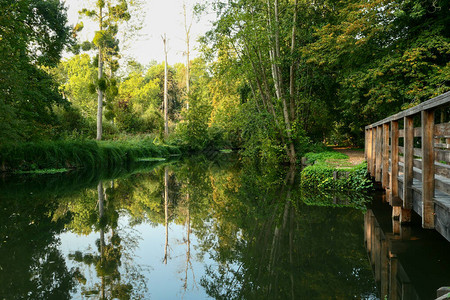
[403,116,414,210]
[366,129,371,174]
[401,207,411,223]
[422,109,435,229]
[365,129,368,161]
[382,123,390,188]
[393,218,401,235]
[376,126,382,181]
[372,127,376,176]
[391,120,399,202]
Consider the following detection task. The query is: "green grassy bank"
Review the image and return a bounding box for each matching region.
[0,139,180,173]
[300,150,373,192]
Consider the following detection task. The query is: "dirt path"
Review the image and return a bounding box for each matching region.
[333,147,366,166]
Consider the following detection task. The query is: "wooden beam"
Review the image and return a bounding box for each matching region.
[376,126,382,181]
[403,116,414,211]
[382,123,390,188]
[366,91,450,129]
[434,123,450,137]
[371,128,376,175]
[401,207,412,223]
[422,109,435,229]
[435,149,450,163]
[414,127,422,137]
[391,120,399,201]
[365,129,368,161]
[367,128,373,176]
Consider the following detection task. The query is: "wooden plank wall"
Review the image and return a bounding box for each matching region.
[365,91,450,241]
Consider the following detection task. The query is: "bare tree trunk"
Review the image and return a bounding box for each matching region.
[289,0,298,122]
[96,6,104,141]
[183,2,192,111]
[269,0,297,164]
[162,34,169,137]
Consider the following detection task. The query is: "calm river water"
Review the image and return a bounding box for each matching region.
[0,154,449,299]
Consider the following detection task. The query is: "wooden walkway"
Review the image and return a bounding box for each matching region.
[365,91,450,242]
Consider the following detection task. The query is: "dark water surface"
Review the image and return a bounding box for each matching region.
[0,155,448,299]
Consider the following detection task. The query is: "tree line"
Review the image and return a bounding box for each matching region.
[0,0,448,163]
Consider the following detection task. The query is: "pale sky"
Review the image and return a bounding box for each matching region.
[63,0,215,66]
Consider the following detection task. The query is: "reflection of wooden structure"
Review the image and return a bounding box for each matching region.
[365,205,450,300]
[365,209,417,299]
[365,209,420,300]
[365,91,450,242]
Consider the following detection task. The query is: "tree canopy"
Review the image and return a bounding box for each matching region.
[0,0,449,161]
[0,0,71,142]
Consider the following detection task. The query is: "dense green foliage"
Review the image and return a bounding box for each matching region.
[301,163,373,192]
[0,139,180,172]
[0,0,71,142]
[0,0,448,164]
[202,0,450,154]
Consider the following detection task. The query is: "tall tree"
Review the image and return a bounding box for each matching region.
[0,0,71,142]
[183,2,193,111]
[78,0,131,140]
[162,34,169,137]
[205,0,450,149]
[206,0,302,163]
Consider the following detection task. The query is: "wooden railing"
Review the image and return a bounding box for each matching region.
[365,91,450,242]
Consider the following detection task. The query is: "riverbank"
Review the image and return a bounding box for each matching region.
[300,148,373,192]
[0,139,180,173]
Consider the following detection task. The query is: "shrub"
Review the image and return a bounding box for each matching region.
[301,162,372,192]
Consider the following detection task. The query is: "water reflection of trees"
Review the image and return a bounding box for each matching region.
[62,181,148,299]
[0,194,76,299]
[193,162,376,299]
[0,154,377,299]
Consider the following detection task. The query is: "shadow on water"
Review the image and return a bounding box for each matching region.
[0,153,448,299]
[365,192,450,300]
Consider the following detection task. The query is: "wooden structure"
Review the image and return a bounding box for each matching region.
[365,209,417,300]
[365,91,450,242]
[365,207,450,300]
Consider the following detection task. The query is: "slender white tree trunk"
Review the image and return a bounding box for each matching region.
[162,34,169,137]
[289,0,298,122]
[184,2,192,111]
[97,6,104,141]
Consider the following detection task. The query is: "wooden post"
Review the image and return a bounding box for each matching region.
[391,120,399,202]
[403,116,414,211]
[367,128,373,176]
[365,129,368,161]
[376,126,382,181]
[401,208,412,224]
[422,109,435,229]
[370,127,375,176]
[382,123,390,188]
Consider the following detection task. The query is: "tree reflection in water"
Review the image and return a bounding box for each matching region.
[66,180,148,299]
[0,186,77,299]
[0,154,378,299]
[193,160,376,299]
